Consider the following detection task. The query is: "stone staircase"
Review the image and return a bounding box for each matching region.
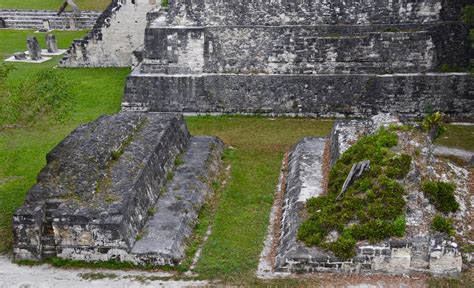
[122,0,473,119]
[0,9,101,30]
[59,1,157,67]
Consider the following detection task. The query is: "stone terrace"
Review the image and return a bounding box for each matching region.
[0,10,100,30]
[123,0,473,119]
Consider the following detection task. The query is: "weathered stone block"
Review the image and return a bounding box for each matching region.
[13,112,190,261]
[131,136,224,265]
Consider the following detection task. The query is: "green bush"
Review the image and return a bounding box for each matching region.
[385,154,412,179]
[422,181,459,213]
[0,69,75,127]
[161,0,169,8]
[298,129,411,259]
[431,215,455,236]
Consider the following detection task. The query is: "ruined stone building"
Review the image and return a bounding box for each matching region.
[123,0,473,118]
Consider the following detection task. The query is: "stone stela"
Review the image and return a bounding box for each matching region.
[26,36,42,60]
[46,34,58,53]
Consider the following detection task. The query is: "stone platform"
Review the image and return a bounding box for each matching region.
[13,112,224,266]
[122,0,473,119]
[123,72,473,119]
[272,116,466,275]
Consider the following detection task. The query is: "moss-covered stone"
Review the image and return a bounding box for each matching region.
[298,129,412,259]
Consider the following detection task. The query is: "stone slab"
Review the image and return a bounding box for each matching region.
[24,49,67,56]
[131,136,224,265]
[4,56,52,63]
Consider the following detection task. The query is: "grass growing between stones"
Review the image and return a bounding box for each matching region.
[186,116,333,280]
[0,0,111,11]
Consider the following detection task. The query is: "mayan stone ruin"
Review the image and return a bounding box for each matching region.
[7,0,474,282]
[123,0,473,118]
[13,113,224,265]
[270,115,471,275]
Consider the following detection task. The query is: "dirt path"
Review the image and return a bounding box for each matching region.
[0,255,208,288]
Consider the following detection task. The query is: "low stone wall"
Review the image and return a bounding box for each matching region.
[59,0,156,67]
[123,72,473,120]
[167,0,460,26]
[13,112,190,261]
[274,134,463,275]
[0,9,100,30]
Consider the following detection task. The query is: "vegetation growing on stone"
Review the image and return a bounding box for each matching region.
[431,215,455,236]
[422,111,447,140]
[298,129,411,259]
[422,181,459,213]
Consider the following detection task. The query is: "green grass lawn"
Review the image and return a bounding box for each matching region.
[187,117,334,280]
[0,0,111,11]
[437,124,474,151]
[1,29,89,85]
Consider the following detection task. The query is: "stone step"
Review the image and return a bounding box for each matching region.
[131,136,224,266]
[123,72,473,119]
[0,9,101,30]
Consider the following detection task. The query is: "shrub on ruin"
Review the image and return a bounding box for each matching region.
[0,69,75,127]
[298,129,411,259]
[431,215,455,236]
[422,181,459,213]
[422,111,447,141]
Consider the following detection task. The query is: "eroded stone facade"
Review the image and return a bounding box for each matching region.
[123,0,473,119]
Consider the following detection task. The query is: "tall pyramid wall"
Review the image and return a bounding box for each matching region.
[123,0,473,118]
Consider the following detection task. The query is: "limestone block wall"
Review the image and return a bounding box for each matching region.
[59,0,157,67]
[142,23,470,74]
[124,0,473,118]
[0,10,100,30]
[167,0,456,26]
[123,73,473,119]
[13,113,190,260]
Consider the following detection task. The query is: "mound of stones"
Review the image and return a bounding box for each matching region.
[274,114,470,275]
[13,112,224,266]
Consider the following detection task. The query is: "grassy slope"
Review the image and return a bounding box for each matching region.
[0,0,110,11]
[187,117,333,279]
[0,29,130,253]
